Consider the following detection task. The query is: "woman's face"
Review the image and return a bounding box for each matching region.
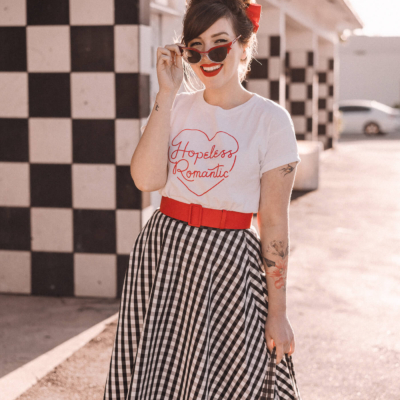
[186,17,245,90]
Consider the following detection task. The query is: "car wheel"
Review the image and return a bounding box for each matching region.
[363,122,380,136]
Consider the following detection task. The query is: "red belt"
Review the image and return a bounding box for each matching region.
[159,196,253,230]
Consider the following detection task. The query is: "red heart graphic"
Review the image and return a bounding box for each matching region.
[168,129,239,196]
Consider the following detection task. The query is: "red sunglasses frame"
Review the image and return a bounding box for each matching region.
[179,35,242,64]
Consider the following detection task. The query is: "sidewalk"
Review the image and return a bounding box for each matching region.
[7,132,400,399]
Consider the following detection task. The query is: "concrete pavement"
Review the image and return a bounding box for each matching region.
[3,130,400,399]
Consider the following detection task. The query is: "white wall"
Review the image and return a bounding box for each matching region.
[339,36,400,107]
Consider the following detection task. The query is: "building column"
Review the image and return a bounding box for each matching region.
[285,29,318,141]
[318,41,336,149]
[246,7,286,106]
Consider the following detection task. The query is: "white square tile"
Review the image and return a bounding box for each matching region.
[29,118,72,163]
[0,0,26,26]
[71,73,115,119]
[0,251,31,293]
[255,35,270,58]
[0,73,28,118]
[115,119,140,165]
[116,210,141,254]
[306,67,314,84]
[290,83,307,101]
[328,71,335,85]
[70,0,114,25]
[327,97,334,110]
[292,116,306,133]
[318,110,328,124]
[268,57,281,80]
[27,26,70,72]
[318,83,328,98]
[247,79,269,99]
[290,51,307,68]
[72,164,116,209]
[0,162,29,206]
[31,208,73,252]
[115,25,139,73]
[139,25,152,74]
[306,100,313,117]
[74,253,116,297]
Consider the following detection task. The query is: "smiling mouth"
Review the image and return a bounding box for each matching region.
[200,63,223,77]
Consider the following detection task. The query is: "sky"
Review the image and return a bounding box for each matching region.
[349,0,400,36]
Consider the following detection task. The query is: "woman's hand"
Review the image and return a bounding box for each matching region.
[265,312,295,364]
[156,44,183,95]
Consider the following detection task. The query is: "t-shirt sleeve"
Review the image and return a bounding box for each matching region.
[259,108,301,177]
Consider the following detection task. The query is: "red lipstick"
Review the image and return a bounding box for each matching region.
[200,63,223,77]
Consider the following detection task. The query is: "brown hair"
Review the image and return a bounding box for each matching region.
[180,0,258,90]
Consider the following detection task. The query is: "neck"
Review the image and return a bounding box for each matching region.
[203,75,252,110]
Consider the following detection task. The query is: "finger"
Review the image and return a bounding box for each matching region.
[276,344,284,365]
[266,337,274,353]
[165,44,182,57]
[288,339,295,356]
[157,47,172,57]
[158,54,172,67]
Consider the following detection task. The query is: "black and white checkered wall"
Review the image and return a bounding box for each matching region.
[285,50,316,141]
[0,0,151,298]
[318,57,335,148]
[246,34,282,103]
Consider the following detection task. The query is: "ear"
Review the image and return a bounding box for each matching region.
[241,44,248,61]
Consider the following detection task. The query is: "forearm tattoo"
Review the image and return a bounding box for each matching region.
[262,240,289,291]
[279,163,296,176]
[155,101,159,111]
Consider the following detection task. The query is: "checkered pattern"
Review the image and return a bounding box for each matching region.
[104,209,302,400]
[318,57,335,148]
[0,0,151,298]
[245,35,283,103]
[285,50,315,141]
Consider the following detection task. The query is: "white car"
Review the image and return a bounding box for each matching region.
[338,100,400,135]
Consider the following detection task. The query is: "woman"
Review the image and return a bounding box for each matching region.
[104,0,302,399]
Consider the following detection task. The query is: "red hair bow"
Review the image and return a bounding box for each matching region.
[245,3,262,33]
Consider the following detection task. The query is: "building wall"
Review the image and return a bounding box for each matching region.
[339,36,400,108]
[0,0,359,298]
[0,0,151,298]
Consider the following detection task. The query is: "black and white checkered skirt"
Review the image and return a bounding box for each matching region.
[103,209,301,400]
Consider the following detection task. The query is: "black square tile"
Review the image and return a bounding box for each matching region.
[0,119,29,162]
[307,117,313,133]
[71,26,114,72]
[248,59,268,80]
[291,68,306,83]
[0,28,27,71]
[27,0,69,25]
[0,207,31,250]
[74,209,116,254]
[270,36,280,57]
[73,120,115,163]
[295,134,305,140]
[115,0,150,25]
[329,59,334,71]
[307,51,314,67]
[30,164,72,207]
[116,166,141,209]
[31,252,74,296]
[318,72,327,84]
[318,124,327,135]
[285,84,289,100]
[291,102,305,116]
[329,85,334,97]
[29,73,71,117]
[285,52,290,68]
[318,98,327,110]
[307,84,313,100]
[116,73,150,119]
[270,80,279,101]
[328,111,333,123]
[117,254,129,298]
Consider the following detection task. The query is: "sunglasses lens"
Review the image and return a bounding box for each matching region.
[183,49,201,64]
[209,47,228,63]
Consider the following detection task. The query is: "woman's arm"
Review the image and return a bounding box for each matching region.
[258,161,299,364]
[130,44,183,192]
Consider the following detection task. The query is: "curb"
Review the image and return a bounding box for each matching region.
[0,312,119,400]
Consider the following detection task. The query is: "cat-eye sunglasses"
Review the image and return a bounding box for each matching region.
[178,35,242,64]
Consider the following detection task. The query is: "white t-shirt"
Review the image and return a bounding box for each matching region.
[141,89,301,214]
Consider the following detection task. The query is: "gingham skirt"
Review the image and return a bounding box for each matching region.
[103,209,301,400]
